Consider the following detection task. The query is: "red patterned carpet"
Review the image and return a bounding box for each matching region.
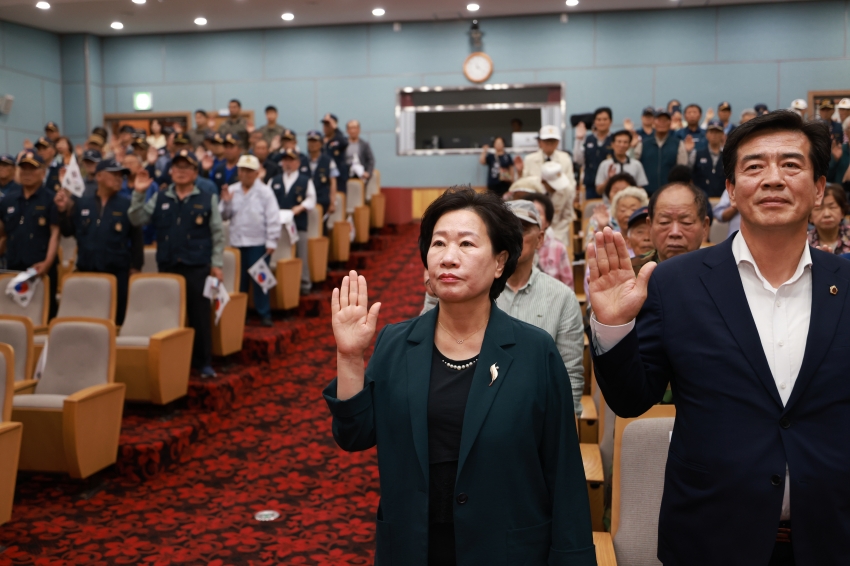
[0,224,424,566]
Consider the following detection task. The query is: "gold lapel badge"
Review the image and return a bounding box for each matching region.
[830,285,838,295]
[114,222,122,232]
[38,217,46,226]
[196,215,204,225]
[489,364,499,387]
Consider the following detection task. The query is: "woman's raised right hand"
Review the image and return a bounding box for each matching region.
[332,270,381,359]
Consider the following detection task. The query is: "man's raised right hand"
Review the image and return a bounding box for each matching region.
[588,227,656,326]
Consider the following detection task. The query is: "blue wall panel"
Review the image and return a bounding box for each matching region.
[2,21,61,80]
[61,35,86,83]
[102,35,163,85]
[264,26,370,79]
[165,31,264,82]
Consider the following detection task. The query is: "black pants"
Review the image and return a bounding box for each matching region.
[10,262,58,319]
[768,521,794,566]
[159,263,211,369]
[113,268,129,326]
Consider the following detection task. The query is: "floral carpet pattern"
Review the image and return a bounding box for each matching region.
[0,224,424,565]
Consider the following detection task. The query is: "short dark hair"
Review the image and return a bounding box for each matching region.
[723,110,831,184]
[265,105,277,113]
[195,109,207,117]
[684,103,702,114]
[822,183,850,215]
[519,192,554,224]
[419,186,522,301]
[229,99,242,108]
[492,136,506,146]
[603,172,637,199]
[667,164,693,185]
[649,182,709,221]
[594,107,613,120]
[611,129,633,143]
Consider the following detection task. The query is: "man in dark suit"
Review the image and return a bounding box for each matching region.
[587,111,847,565]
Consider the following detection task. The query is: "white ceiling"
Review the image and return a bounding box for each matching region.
[0,0,818,35]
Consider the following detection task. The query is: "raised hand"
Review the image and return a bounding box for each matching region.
[134,169,153,193]
[683,134,695,153]
[574,122,587,140]
[587,227,656,326]
[832,141,843,162]
[513,154,524,173]
[705,107,715,121]
[332,270,381,359]
[623,118,634,132]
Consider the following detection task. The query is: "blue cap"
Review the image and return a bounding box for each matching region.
[0,154,15,166]
[17,150,44,167]
[44,121,59,132]
[95,158,129,174]
[642,105,655,117]
[706,118,725,131]
[280,148,300,160]
[306,130,323,141]
[654,107,671,119]
[82,149,102,163]
[627,207,649,229]
[754,103,769,115]
[321,113,338,124]
[34,136,53,149]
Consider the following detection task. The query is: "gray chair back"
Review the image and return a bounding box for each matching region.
[710,219,730,244]
[270,227,294,263]
[120,276,182,337]
[37,321,112,396]
[59,236,77,267]
[142,247,158,274]
[56,275,114,320]
[222,249,239,292]
[346,179,365,212]
[328,193,346,224]
[0,275,46,327]
[366,169,380,200]
[0,318,30,381]
[307,205,322,239]
[613,417,675,566]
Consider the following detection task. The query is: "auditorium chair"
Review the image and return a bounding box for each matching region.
[329,192,351,262]
[346,179,371,244]
[307,204,329,284]
[115,274,194,404]
[0,273,49,334]
[367,169,386,229]
[594,404,677,566]
[57,236,77,290]
[211,248,248,356]
[580,440,605,532]
[0,343,22,525]
[268,227,302,311]
[11,318,125,479]
[365,168,381,201]
[142,246,158,273]
[33,273,117,362]
[0,315,36,393]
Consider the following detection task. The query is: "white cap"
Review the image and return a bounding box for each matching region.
[790,99,808,111]
[538,125,561,141]
[837,98,850,110]
[540,161,569,191]
[236,154,260,170]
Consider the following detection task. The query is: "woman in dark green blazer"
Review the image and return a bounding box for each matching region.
[324,187,595,566]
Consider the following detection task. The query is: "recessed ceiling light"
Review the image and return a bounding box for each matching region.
[132,0,146,4]
[281,12,294,21]
[111,21,124,29]
[194,17,207,25]
[372,8,385,16]
[35,1,50,9]
[566,0,578,6]
[467,3,480,11]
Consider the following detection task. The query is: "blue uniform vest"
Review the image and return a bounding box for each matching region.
[151,189,214,267]
[310,154,333,208]
[676,126,707,152]
[641,135,680,194]
[325,131,349,192]
[269,173,310,232]
[73,194,133,272]
[583,134,614,199]
[210,161,238,195]
[1,186,56,268]
[692,148,726,198]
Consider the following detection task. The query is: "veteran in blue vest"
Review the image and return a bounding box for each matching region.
[573,107,615,199]
[322,113,349,195]
[691,119,727,198]
[633,108,689,194]
[307,129,338,220]
[210,133,242,196]
[55,158,144,325]
[128,149,225,379]
[270,148,317,295]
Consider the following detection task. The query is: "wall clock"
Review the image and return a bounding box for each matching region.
[463,52,493,83]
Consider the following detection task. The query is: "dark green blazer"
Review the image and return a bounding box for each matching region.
[323,305,596,566]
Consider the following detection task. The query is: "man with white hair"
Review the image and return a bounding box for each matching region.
[516,125,576,191]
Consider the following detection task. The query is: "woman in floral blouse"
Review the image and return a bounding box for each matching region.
[808,183,850,254]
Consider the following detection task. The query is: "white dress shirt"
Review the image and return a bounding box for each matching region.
[220,179,282,249]
[590,231,812,520]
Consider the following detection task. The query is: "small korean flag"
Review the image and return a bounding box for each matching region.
[247,256,277,295]
[213,283,230,325]
[61,154,86,198]
[6,269,40,308]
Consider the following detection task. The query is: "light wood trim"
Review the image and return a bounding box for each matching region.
[579,395,598,444]
[148,327,194,405]
[63,383,125,479]
[346,178,366,210]
[370,193,386,229]
[593,532,618,566]
[0,344,14,423]
[0,315,34,383]
[59,273,118,322]
[0,421,23,526]
[353,206,371,244]
[0,273,50,329]
[13,380,37,395]
[581,442,605,531]
[273,258,303,311]
[224,246,242,290]
[12,406,66,473]
[47,318,117,384]
[331,222,351,263]
[807,90,850,117]
[611,404,677,539]
[308,236,330,283]
[128,273,187,328]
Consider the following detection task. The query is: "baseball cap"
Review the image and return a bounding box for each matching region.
[222,133,239,145]
[641,106,655,117]
[172,149,199,168]
[306,130,323,141]
[44,121,59,132]
[718,101,731,111]
[540,161,569,191]
[17,150,44,167]
[706,118,725,132]
[82,149,102,163]
[505,199,542,229]
[281,129,296,141]
[0,154,16,166]
[119,124,136,134]
[34,137,53,149]
[321,113,338,125]
[627,207,649,230]
[95,158,130,175]
[237,154,260,171]
[207,132,224,144]
[819,99,835,110]
[837,98,850,110]
[790,99,808,111]
[87,134,105,147]
[754,103,769,115]
[173,133,191,146]
[280,148,300,160]
[654,108,672,119]
[538,125,561,141]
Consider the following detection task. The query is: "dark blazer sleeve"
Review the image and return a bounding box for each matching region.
[541,339,597,564]
[322,326,387,452]
[361,141,375,177]
[592,271,674,417]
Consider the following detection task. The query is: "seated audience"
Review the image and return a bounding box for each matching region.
[210,134,242,195]
[479,136,514,197]
[595,130,648,192]
[520,192,574,289]
[807,183,850,255]
[589,185,649,240]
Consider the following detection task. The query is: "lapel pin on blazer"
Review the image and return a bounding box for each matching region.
[489,364,499,386]
[830,285,838,295]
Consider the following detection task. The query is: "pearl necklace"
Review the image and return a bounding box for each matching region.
[441,357,478,371]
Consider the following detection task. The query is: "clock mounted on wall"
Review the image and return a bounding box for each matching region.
[463,52,494,84]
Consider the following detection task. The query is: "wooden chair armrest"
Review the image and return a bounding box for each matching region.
[593,532,617,566]
[580,443,604,483]
[33,326,48,335]
[150,327,194,342]
[0,421,23,436]
[580,395,598,421]
[63,383,125,479]
[13,380,38,395]
[64,382,126,404]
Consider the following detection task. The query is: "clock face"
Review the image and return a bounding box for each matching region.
[464,52,493,83]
